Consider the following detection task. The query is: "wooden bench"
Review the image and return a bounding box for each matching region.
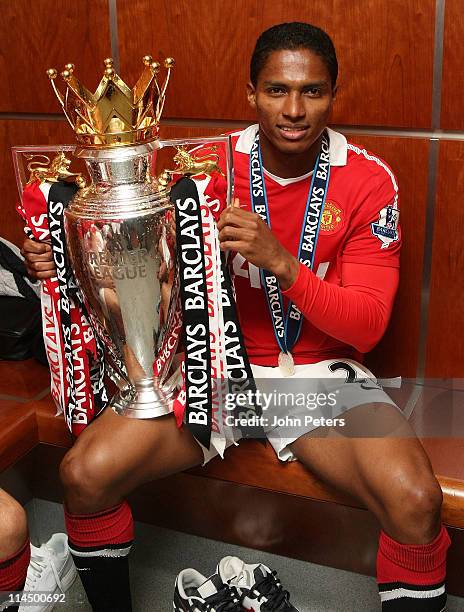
[1,358,463,596]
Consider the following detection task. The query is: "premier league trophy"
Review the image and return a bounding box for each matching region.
[31,55,233,421]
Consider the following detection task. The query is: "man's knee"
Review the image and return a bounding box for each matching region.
[401,475,442,518]
[60,443,117,512]
[0,496,28,555]
[382,466,443,537]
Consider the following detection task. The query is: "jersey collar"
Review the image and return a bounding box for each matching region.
[234,124,348,166]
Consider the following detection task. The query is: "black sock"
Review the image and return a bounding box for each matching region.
[71,552,132,612]
[65,501,134,612]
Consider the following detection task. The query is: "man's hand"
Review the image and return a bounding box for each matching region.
[217,199,299,291]
[20,238,56,280]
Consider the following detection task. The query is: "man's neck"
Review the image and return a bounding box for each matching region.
[258,128,323,179]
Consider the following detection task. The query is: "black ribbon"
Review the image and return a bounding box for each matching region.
[46,181,108,428]
[47,181,79,430]
[219,252,265,440]
[173,177,213,449]
[173,176,265,446]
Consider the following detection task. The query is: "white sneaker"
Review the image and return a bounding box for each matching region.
[19,533,77,612]
[218,556,300,611]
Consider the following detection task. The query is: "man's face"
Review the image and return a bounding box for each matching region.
[247,48,335,158]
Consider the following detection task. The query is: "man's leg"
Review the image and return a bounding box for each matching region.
[0,490,30,612]
[289,403,450,611]
[59,408,204,612]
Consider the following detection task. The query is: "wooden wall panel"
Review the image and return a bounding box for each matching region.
[342,134,429,378]
[0,0,111,114]
[118,0,435,128]
[441,0,463,130]
[425,141,464,377]
[0,119,74,246]
[159,125,228,138]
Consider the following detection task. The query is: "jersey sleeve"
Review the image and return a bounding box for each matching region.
[341,169,401,268]
[282,260,399,353]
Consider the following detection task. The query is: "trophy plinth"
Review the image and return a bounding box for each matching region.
[111,379,175,419]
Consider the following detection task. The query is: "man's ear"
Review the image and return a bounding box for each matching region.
[247,82,256,109]
[332,85,338,102]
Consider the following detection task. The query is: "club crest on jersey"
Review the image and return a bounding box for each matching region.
[371,205,399,249]
[320,201,343,233]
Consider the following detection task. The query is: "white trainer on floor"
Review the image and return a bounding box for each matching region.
[19,533,77,612]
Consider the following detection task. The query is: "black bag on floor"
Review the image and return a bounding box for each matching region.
[0,295,45,361]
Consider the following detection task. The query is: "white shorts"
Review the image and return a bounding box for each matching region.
[199,359,399,465]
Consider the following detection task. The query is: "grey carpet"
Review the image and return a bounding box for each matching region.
[26,499,464,612]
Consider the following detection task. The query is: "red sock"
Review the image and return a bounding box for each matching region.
[64,501,134,612]
[377,526,451,610]
[64,500,134,552]
[0,539,30,591]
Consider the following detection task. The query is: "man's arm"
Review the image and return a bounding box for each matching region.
[281,260,398,353]
[21,238,55,280]
[217,202,398,353]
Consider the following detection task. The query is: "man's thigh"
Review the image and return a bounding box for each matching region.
[66,407,204,493]
[289,402,435,507]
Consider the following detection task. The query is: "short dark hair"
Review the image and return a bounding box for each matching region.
[250,22,338,89]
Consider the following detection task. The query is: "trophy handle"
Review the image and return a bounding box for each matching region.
[157,135,234,206]
[12,144,85,198]
[13,137,234,204]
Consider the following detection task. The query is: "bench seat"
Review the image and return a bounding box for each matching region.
[1,358,464,595]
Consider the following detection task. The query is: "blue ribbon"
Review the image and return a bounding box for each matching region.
[249,130,331,356]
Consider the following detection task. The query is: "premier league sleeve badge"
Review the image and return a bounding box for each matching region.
[371,204,400,249]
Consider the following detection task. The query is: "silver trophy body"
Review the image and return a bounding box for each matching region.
[65,140,177,418]
[13,135,233,420]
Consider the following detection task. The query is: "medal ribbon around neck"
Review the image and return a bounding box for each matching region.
[249,129,331,362]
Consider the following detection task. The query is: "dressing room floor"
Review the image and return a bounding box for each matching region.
[26,499,464,612]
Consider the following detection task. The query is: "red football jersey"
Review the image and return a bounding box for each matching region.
[200,125,401,366]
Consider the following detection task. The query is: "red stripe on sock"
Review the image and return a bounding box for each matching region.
[377,525,451,586]
[0,539,30,591]
[65,501,134,550]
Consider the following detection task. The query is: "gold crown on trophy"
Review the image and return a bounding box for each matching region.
[47,55,175,147]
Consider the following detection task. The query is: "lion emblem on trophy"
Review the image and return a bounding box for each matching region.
[172,146,224,176]
[158,145,224,188]
[26,152,86,188]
